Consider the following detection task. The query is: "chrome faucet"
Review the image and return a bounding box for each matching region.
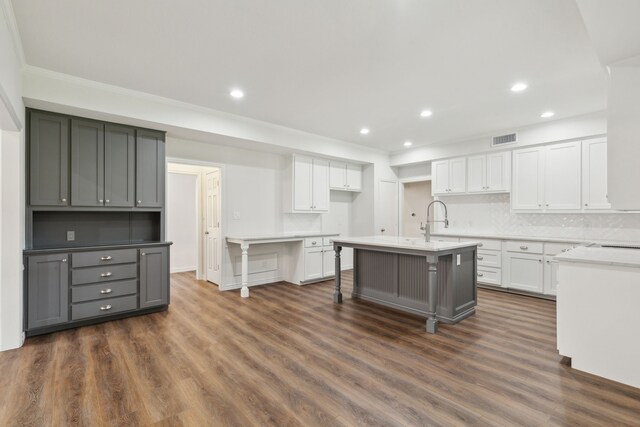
[420,200,449,242]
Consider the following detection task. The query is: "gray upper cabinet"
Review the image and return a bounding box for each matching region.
[140,246,168,308]
[29,111,70,206]
[27,253,69,329]
[105,124,135,207]
[71,119,105,207]
[136,130,165,208]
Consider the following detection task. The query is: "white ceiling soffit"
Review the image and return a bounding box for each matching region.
[575,0,640,66]
[12,0,606,151]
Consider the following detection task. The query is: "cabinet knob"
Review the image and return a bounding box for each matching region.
[99,199,103,203]
[538,259,542,263]
[584,203,588,207]
[141,252,146,256]
[100,304,112,311]
[138,200,142,204]
[106,200,110,203]
[546,204,549,207]
[538,204,542,207]
[381,228,386,233]
[61,198,67,203]
[312,241,317,245]
[477,256,484,260]
[61,258,67,263]
[477,273,484,277]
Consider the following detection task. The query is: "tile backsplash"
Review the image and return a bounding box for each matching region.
[433,194,640,242]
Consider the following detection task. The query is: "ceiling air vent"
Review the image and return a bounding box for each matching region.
[492,132,517,147]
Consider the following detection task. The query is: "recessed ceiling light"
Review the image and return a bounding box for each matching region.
[420,110,433,118]
[510,82,528,92]
[404,141,413,147]
[360,128,370,135]
[230,89,244,99]
[540,111,555,118]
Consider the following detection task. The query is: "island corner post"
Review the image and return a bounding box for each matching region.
[332,238,478,334]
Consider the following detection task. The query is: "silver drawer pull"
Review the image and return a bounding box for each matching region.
[61,258,67,263]
[100,272,112,277]
[100,256,112,261]
[477,273,484,277]
[100,304,112,311]
[520,246,528,250]
[100,288,112,294]
[477,256,484,260]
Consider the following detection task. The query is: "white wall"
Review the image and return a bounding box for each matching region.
[390,111,607,166]
[0,2,24,351]
[167,172,198,273]
[397,162,431,180]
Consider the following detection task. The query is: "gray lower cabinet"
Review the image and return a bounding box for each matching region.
[25,244,170,335]
[27,253,69,329]
[71,119,105,207]
[29,111,70,206]
[140,247,169,308]
[136,130,165,208]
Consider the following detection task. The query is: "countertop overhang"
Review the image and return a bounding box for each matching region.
[331,236,478,252]
[554,246,640,268]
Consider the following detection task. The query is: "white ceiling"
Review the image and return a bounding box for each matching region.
[12,0,607,152]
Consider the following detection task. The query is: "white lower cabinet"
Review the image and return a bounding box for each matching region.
[543,256,558,296]
[504,252,544,293]
[323,246,334,277]
[304,247,324,281]
[477,266,501,286]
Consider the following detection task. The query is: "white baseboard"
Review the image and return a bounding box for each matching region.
[221,275,285,292]
[170,266,197,274]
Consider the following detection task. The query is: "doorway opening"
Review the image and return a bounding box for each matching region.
[400,179,433,237]
[167,161,223,286]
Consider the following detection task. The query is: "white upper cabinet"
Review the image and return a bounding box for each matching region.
[285,155,330,213]
[346,164,362,191]
[544,141,582,210]
[467,152,511,193]
[432,160,450,195]
[330,161,362,192]
[466,155,486,193]
[512,147,545,210]
[432,158,466,195]
[512,142,582,211]
[582,138,611,210]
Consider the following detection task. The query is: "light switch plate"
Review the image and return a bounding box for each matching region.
[67,230,75,241]
[456,254,461,266]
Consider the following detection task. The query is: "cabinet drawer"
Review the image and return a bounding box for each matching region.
[71,279,137,303]
[71,294,138,321]
[461,238,501,251]
[72,263,137,285]
[544,242,580,256]
[477,250,502,268]
[323,236,338,246]
[505,240,543,254]
[477,267,501,286]
[305,237,323,248]
[72,248,137,268]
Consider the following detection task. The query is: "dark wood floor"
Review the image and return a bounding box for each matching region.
[1,272,639,426]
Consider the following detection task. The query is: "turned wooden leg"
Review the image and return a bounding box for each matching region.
[426,255,438,333]
[241,243,250,298]
[334,245,343,303]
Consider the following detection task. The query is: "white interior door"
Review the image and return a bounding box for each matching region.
[378,180,399,235]
[205,170,222,284]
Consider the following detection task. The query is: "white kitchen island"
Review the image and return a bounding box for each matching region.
[556,246,640,388]
[332,236,478,334]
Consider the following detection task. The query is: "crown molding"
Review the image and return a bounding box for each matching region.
[1,0,25,66]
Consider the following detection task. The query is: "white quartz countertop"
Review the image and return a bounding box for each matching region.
[332,235,478,252]
[555,246,640,268]
[226,232,339,243]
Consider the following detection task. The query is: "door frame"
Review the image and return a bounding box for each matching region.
[167,157,225,283]
[398,175,432,237]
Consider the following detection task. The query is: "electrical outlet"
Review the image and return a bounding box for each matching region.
[66,230,75,241]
